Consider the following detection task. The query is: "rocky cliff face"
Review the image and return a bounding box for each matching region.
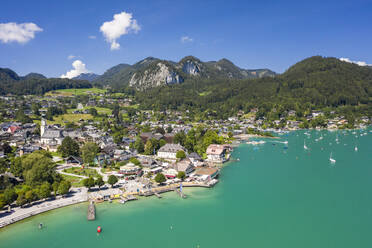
[129,62,184,90]
[94,56,276,90]
[178,57,203,76]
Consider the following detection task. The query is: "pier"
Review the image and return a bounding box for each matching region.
[154,193,162,198]
[87,202,95,221]
[175,188,187,199]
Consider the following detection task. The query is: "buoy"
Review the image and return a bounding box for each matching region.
[97,226,102,233]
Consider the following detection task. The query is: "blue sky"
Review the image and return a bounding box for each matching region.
[0,0,371,77]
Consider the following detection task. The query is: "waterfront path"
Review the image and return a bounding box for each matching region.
[0,188,88,228]
[57,170,88,179]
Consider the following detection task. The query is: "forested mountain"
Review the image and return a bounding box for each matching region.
[93,56,275,89]
[73,73,100,82]
[0,68,92,95]
[134,56,372,118]
[21,73,46,80]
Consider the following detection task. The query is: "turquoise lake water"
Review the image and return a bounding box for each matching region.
[0,129,371,248]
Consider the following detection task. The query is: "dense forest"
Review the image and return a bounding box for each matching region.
[133,56,372,118]
[0,68,92,95]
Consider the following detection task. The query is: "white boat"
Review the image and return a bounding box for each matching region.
[354,146,358,152]
[335,134,339,142]
[246,140,266,145]
[304,140,308,150]
[119,199,125,204]
[329,152,336,164]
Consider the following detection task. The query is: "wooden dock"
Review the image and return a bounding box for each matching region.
[124,195,138,201]
[154,193,162,198]
[175,189,187,199]
[87,202,95,221]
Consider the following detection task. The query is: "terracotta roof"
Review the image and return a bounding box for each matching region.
[206,144,225,155]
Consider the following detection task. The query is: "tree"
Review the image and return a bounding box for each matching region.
[95,176,104,189]
[88,108,98,117]
[58,180,71,195]
[3,188,17,206]
[83,176,95,190]
[174,132,186,146]
[25,190,36,204]
[167,126,173,133]
[176,150,186,160]
[0,194,5,209]
[58,137,80,157]
[144,140,153,155]
[1,142,12,154]
[0,158,7,174]
[15,109,32,124]
[52,181,59,197]
[155,127,165,135]
[16,191,27,207]
[31,103,40,116]
[107,175,118,188]
[177,171,186,180]
[39,182,52,199]
[159,139,166,147]
[134,137,144,153]
[81,142,99,165]
[155,173,166,184]
[22,151,57,186]
[129,157,141,166]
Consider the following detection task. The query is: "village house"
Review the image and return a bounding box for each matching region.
[164,168,178,178]
[65,156,83,166]
[206,144,228,163]
[119,162,142,175]
[174,158,195,175]
[157,143,186,160]
[194,167,219,181]
[187,152,203,166]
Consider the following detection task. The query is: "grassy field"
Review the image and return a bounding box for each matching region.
[242,112,256,119]
[61,174,84,187]
[55,114,93,125]
[63,167,100,178]
[45,88,106,97]
[34,113,93,126]
[198,91,212,96]
[67,107,112,115]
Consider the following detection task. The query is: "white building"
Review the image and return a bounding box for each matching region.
[206,144,227,163]
[40,119,64,147]
[157,143,186,160]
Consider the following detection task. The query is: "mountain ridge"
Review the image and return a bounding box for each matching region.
[93,56,276,90]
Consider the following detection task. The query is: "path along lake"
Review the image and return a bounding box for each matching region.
[0,129,371,248]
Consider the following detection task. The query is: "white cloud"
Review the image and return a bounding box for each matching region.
[88,35,96,39]
[339,57,371,66]
[100,11,140,50]
[181,36,193,43]
[60,60,90,79]
[67,55,76,60]
[0,22,43,44]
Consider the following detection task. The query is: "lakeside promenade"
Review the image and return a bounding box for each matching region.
[0,188,88,228]
[0,180,218,229]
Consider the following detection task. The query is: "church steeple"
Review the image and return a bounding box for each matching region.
[41,119,46,137]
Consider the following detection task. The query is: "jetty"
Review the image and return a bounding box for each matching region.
[154,192,162,198]
[124,195,138,202]
[175,188,187,199]
[87,202,95,221]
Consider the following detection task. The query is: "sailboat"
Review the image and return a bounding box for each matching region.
[329,152,336,164]
[354,146,358,152]
[304,140,308,150]
[335,134,339,143]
